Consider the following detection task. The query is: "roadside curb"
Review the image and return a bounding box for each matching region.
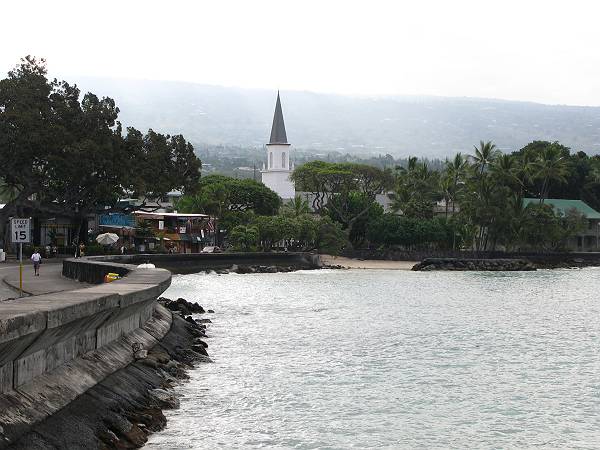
[0,276,30,298]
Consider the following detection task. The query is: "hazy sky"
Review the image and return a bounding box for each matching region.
[3,0,600,106]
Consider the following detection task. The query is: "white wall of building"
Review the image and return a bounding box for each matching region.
[262,171,296,199]
[266,143,290,170]
[261,143,296,199]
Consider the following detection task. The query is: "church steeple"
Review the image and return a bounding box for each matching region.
[261,91,295,199]
[269,91,288,145]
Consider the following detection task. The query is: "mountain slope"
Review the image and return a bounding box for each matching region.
[73,77,600,157]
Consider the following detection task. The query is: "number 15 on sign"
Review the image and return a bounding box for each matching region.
[11,218,30,296]
[11,218,30,243]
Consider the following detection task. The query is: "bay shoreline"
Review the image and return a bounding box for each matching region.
[320,255,417,270]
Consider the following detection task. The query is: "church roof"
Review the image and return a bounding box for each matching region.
[269,91,288,145]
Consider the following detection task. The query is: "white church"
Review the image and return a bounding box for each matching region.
[261,92,296,199]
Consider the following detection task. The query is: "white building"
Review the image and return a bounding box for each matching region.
[261,92,296,199]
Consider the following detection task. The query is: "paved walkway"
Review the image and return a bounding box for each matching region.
[0,260,87,299]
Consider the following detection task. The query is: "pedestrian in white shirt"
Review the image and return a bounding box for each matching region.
[31,249,42,276]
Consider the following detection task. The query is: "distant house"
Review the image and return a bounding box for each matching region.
[132,211,210,254]
[376,193,395,213]
[433,199,460,217]
[115,190,183,213]
[96,208,212,254]
[523,198,600,251]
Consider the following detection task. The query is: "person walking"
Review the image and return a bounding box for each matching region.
[31,249,42,276]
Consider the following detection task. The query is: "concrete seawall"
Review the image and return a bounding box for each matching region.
[0,258,173,448]
[87,252,322,274]
[0,252,320,447]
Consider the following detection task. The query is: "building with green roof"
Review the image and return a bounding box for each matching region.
[523,198,600,251]
[523,198,600,219]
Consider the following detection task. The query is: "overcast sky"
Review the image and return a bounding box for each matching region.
[3,0,600,106]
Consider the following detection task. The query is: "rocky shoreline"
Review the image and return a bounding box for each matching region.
[9,298,213,450]
[412,257,600,271]
[527,258,600,269]
[412,258,537,271]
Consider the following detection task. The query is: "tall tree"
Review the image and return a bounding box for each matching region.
[389,158,439,218]
[0,56,201,245]
[178,175,281,216]
[0,56,58,230]
[126,128,201,210]
[445,152,468,215]
[292,161,394,229]
[531,144,570,203]
[472,140,499,175]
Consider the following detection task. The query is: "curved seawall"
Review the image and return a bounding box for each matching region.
[0,252,319,448]
[0,258,173,448]
[86,251,323,274]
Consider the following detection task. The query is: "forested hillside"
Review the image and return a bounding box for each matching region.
[75,77,600,157]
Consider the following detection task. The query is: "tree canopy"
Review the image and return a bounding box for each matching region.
[291,161,394,232]
[177,175,282,217]
[0,56,201,242]
[383,140,596,252]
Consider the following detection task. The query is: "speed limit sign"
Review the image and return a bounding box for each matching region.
[11,218,31,243]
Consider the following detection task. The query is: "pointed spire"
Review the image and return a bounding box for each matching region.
[269,91,288,144]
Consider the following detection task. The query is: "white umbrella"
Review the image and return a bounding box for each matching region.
[96,232,119,245]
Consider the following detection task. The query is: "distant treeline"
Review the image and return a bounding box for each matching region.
[195,144,445,179]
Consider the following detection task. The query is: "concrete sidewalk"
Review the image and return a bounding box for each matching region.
[1,261,88,298]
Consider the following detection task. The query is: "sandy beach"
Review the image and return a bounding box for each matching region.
[320,255,418,270]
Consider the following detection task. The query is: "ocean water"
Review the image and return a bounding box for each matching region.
[145,268,600,449]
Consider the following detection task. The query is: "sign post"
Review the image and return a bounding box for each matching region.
[11,218,31,296]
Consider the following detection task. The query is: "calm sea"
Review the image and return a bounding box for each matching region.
[146,268,600,449]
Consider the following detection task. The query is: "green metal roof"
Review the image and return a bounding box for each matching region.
[523,198,600,219]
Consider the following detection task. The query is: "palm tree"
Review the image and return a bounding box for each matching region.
[490,154,515,179]
[441,156,469,250]
[531,145,569,203]
[513,153,536,197]
[490,154,528,193]
[472,141,499,176]
[506,194,527,251]
[445,152,468,215]
[282,195,310,217]
[388,186,411,214]
[405,156,418,173]
[390,158,438,216]
[438,175,452,218]
[393,156,417,180]
[587,165,600,185]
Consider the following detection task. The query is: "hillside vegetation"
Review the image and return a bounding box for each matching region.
[74,77,600,157]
